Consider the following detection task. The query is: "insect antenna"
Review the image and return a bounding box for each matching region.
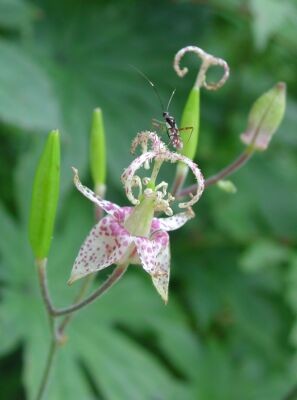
[166,88,176,111]
[129,64,165,111]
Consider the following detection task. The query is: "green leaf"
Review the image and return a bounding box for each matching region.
[240,239,290,272]
[250,0,296,50]
[0,0,35,30]
[76,326,189,400]
[0,40,60,131]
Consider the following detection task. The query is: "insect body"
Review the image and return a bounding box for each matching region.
[131,65,186,150]
[162,111,183,150]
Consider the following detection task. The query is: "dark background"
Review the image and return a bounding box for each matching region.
[0,0,297,399]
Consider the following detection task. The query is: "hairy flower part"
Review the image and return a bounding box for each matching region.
[131,131,165,155]
[121,132,204,214]
[174,45,229,90]
[70,132,204,302]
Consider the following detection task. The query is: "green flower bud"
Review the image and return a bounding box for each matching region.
[29,130,60,260]
[172,87,200,195]
[90,108,106,195]
[217,180,237,194]
[179,87,200,159]
[241,82,286,152]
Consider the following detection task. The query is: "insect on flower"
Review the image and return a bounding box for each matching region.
[131,66,192,150]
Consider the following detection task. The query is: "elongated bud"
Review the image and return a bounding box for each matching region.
[172,88,200,194]
[90,108,106,196]
[29,130,60,260]
[180,87,200,159]
[241,82,286,151]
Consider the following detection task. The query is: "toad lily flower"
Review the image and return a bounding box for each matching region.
[69,131,204,302]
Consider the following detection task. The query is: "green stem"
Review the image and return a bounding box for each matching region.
[34,339,58,400]
[36,260,128,400]
[38,263,128,317]
[55,263,128,316]
[57,274,93,337]
[177,149,252,197]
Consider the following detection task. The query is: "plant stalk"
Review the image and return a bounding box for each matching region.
[36,260,128,400]
[177,149,252,197]
[34,339,58,400]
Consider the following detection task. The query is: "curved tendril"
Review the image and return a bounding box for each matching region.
[173,45,230,91]
[159,152,205,208]
[122,151,156,205]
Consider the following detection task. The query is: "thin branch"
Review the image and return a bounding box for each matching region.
[37,259,56,315]
[57,274,93,336]
[35,260,128,399]
[204,151,251,187]
[35,339,58,400]
[38,261,128,317]
[177,149,252,198]
[54,264,128,316]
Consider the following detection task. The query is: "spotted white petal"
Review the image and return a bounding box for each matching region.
[134,236,161,274]
[151,243,170,303]
[72,168,121,217]
[68,215,132,284]
[134,231,170,302]
[155,208,194,232]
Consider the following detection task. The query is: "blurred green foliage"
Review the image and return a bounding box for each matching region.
[0,0,297,399]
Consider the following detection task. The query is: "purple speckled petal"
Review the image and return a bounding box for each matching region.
[68,215,132,284]
[156,209,194,232]
[134,236,162,274]
[152,242,170,303]
[134,230,170,302]
[72,168,121,218]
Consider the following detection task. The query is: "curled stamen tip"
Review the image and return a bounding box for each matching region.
[174,45,230,90]
[178,67,188,78]
[71,166,78,175]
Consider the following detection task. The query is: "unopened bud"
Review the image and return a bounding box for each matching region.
[90,108,106,196]
[29,130,60,260]
[179,87,200,160]
[241,82,286,151]
[217,180,237,194]
[172,87,200,195]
